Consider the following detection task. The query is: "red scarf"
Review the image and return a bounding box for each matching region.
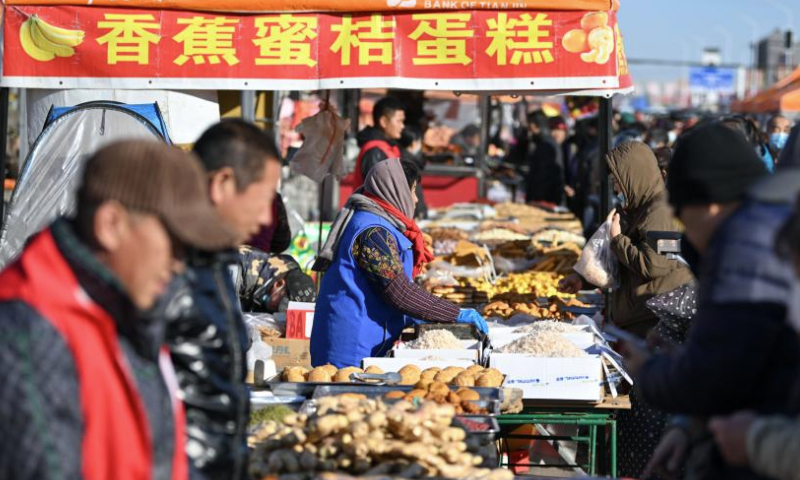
[364,192,433,277]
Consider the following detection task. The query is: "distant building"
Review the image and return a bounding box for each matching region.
[756,29,800,87]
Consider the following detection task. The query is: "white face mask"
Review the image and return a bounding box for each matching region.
[668,131,678,145]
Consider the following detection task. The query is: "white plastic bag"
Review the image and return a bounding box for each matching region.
[573,218,618,288]
[290,104,351,182]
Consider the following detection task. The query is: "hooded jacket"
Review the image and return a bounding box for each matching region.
[606,142,694,336]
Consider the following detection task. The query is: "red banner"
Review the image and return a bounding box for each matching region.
[1,6,631,93]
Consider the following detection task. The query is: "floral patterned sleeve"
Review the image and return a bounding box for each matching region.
[352,227,459,323]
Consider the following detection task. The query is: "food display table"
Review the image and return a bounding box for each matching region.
[496,395,630,477]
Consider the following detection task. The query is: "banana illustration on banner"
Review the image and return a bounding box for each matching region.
[20,14,85,62]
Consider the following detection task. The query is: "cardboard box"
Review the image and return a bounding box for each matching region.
[490,354,604,402]
[264,337,311,370]
[286,302,315,339]
[362,357,475,372]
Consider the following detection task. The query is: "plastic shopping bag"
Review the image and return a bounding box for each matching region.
[573,217,618,288]
[290,103,351,183]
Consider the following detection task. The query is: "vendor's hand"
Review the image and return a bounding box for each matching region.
[564,185,576,198]
[558,273,584,294]
[618,336,652,378]
[709,411,757,467]
[644,427,690,480]
[457,309,489,335]
[608,208,622,238]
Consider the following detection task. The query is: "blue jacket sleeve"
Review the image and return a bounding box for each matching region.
[637,301,792,416]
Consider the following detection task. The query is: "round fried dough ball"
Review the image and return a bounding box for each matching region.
[443,366,466,376]
[319,364,338,377]
[399,365,422,376]
[428,381,450,398]
[307,368,332,383]
[466,364,485,374]
[404,389,428,402]
[384,391,406,400]
[456,388,481,401]
[453,373,475,387]
[399,369,421,386]
[434,371,458,384]
[334,367,362,383]
[283,366,308,382]
[365,365,384,375]
[476,373,503,388]
[415,379,433,391]
[420,367,441,380]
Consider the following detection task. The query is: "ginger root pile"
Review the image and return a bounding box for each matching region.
[249,397,514,480]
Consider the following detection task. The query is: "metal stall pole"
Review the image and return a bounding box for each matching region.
[598,96,613,219]
[0,88,10,231]
[240,90,256,122]
[599,96,614,324]
[477,94,490,198]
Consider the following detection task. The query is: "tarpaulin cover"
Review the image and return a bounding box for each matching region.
[0,104,167,268]
[734,67,800,113]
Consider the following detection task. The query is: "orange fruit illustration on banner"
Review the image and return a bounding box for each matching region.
[561,11,614,65]
[20,14,85,62]
[562,29,588,54]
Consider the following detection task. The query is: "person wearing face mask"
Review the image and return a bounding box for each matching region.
[722,115,776,173]
[767,115,792,157]
[559,142,693,337]
[621,123,800,480]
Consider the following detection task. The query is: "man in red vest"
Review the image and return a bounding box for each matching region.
[353,96,406,186]
[0,140,237,480]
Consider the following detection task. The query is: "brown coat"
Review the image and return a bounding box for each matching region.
[606,142,694,336]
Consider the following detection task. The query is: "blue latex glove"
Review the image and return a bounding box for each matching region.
[456,309,489,335]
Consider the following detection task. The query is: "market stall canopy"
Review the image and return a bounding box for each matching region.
[1,2,631,95]
[733,66,800,113]
[4,0,616,13]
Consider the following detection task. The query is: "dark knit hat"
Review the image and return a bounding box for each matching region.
[668,122,768,211]
[77,140,238,251]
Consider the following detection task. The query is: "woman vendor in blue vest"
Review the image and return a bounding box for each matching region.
[311,160,488,368]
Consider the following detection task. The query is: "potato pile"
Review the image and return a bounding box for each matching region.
[397,364,504,388]
[384,382,487,415]
[282,365,386,383]
[249,396,514,480]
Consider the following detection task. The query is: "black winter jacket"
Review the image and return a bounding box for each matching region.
[159,251,250,480]
[637,199,800,480]
[357,127,399,180]
[525,133,565,205]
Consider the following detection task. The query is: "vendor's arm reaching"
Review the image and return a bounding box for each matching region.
[353,226,460,323]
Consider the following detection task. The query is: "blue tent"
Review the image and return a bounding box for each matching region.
[44,101,171,143]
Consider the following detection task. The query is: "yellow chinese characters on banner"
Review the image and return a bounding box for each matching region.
[330,15,395,66]
[409,13,474,66]
[96,14,161,65]
[615,23,628,75]
[253,14,318,67]
[173,16,240,66]
[486,13,554,66]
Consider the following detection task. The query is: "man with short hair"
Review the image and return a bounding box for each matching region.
[0,140,238,480]
[624,123,800,480]
[353,97,406,186]
[159,119,282,480]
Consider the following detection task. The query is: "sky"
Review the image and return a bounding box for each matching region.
[618,0,800,84]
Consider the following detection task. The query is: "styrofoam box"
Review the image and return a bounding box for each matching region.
[489,331,596,350]
[362,357,475,372]
[490,354,604,402]
[392,348,479,361]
